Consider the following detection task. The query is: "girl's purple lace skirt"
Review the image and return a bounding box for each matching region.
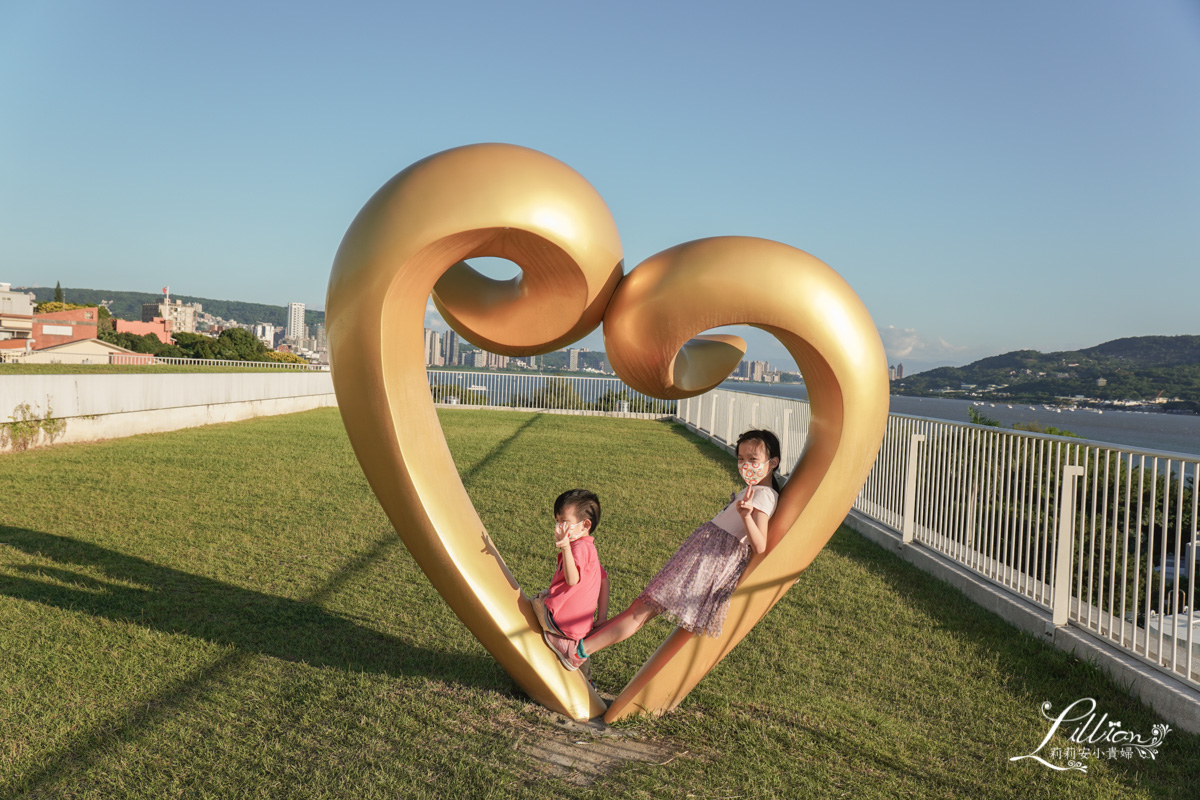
[639,521,751,637]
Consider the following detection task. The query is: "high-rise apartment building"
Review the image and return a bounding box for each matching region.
[253,323,276,348]
[286,302,306,341]
[424,328,443,366]
[568,348,581,371]
[441,330,460,366]
[467,349,508,369]
[896,363,904,380]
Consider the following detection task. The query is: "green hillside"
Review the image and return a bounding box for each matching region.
[18,286,325,329]
[896,335,1200,409]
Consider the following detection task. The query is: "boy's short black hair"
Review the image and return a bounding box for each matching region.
[554,489,601,534]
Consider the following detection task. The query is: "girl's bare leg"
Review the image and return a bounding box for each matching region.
[581,599,657,656]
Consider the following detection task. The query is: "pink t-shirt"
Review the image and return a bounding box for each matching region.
[544,535,607,640]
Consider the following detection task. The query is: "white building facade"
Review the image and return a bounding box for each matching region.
[286,302,306,341]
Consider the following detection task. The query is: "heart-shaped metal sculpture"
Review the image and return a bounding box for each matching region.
[326,143,888,723]
[599,236,888,721]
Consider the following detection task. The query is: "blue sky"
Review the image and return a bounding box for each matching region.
[2,1,1197,373]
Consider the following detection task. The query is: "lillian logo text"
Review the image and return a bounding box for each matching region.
[1009,698,1170,773]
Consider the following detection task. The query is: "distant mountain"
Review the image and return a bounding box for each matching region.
[18,287,325,329]
[895,335,1200,409]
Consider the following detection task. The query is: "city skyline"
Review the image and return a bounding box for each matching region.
[3,2,1196,374]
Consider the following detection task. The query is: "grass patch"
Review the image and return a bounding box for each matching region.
[0,364,316,375]
[0,408,1196,798]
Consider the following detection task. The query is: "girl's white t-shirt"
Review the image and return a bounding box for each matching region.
[711,484,779,543]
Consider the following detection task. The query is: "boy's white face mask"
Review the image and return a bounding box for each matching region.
[555,519,588,542]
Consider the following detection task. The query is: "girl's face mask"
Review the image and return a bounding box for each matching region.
[740,460,769,486]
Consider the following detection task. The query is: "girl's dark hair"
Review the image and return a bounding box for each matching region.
[736,429,783,492]
[554,489,601,534]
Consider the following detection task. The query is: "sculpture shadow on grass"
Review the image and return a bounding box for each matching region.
[0,525,498,687]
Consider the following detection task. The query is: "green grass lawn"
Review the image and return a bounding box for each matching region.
[1,409,1196,799]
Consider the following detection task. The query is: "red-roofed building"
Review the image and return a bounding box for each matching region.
[32,307,99,350]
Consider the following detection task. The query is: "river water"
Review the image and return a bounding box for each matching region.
[720,382,1200,459]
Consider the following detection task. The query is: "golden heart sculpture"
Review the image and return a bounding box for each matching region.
[326,143,888,723]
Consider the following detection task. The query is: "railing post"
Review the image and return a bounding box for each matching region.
[1052,465,1085,627]
[726,397,735,445]
[902,433,926,544]
[783,409,792,473]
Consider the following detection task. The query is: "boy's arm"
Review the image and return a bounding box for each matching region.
[558,540,580,586]
[596,570,610,623]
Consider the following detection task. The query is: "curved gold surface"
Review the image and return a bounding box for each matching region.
[601,237,888,721]
[328,146,887,723]
[327,143,621,721]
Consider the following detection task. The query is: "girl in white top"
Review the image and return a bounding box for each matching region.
[543,430,781,671]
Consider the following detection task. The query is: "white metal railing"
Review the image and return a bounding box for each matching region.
[425,369,676,416]
[111,355,328,370]
[677,389,812,471]
[677,387,1200,690]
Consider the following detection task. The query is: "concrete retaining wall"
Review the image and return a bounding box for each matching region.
[0,373,336,452]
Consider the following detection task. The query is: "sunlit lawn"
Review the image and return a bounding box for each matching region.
[1,409,1196,798]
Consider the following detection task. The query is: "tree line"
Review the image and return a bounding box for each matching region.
[24,286,325,329]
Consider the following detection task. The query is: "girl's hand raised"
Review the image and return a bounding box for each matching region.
[737,485,755,519]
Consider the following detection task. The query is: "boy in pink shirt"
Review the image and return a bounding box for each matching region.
[531,489,609,669]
